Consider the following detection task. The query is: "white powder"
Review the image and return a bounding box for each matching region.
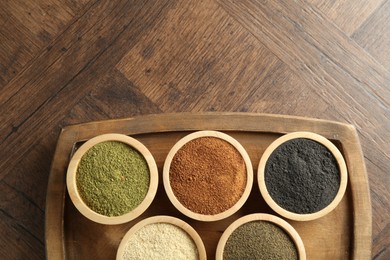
[121,223,199,260]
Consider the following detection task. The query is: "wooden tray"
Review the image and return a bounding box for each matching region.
[45,113,372,259]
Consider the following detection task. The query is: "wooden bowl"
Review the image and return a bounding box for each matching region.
[258,131,348,221]
[163,130,253,221]
[216,213,306,260]
[66,133,158,225]
[116,215,207,260]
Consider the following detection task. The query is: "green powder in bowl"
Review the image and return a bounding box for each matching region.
[216,214,306,260]
[76,141,150,217]
[224,221,298,260]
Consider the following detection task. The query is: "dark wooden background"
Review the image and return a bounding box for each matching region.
[0,0,389,259]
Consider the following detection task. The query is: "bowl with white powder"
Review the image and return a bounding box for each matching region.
[116,215,207,260]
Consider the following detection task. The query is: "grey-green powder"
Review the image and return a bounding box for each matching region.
[76,141,150,216]
[223,221,298,260]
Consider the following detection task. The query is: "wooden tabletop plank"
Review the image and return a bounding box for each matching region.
[1,0,389,258]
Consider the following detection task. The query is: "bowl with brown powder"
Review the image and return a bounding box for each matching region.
[66,133,158,225]
[258,131,348,221]
[216,213,306,260]
[116,215,206,260]
[163,130,253,221]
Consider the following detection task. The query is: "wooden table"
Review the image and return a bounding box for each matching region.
[1,0,389,259]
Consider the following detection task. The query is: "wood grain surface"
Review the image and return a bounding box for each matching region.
[0,0,389,259]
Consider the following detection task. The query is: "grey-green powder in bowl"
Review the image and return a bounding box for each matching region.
[223,220,298,260]
[76,141,150,217]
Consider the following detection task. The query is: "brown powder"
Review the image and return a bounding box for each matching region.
[169,137,247,215]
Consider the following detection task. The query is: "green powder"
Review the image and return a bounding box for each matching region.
[223,221,298,260]
[76,141,150,216]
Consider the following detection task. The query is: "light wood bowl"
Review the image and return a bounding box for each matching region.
[116,215,207,260]
[66,133,158,225]
[258,131,348,221]
[163,130,253,221]
[215,213,306,260]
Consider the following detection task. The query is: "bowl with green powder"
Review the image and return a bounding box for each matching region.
[116,215,207,260]
[163,130,253,222]
[216,213,306,260]
[258,131,348,221]
[66,133,158,225]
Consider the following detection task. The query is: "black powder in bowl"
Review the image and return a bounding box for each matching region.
[265,138,340,214]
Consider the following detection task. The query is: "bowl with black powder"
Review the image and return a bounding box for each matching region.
[163,131,253,221]
[216,213,306,260]
[258,132,348,221]
[116,216,206,260]
[66,133,158,225]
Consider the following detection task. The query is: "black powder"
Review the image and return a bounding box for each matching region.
[265,138,340,214]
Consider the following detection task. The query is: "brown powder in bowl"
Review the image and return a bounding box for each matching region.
[169,137,247,215]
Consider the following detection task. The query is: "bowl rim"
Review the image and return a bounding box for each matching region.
[258,131,348,221]
[215,213,306,260]
[116,215,207,260]
[163,130,253,221]
[66,133,158,225]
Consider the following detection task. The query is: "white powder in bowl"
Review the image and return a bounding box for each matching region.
[121,223,199,260]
